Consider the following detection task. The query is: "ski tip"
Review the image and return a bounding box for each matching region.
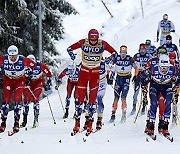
[8,131,14,136]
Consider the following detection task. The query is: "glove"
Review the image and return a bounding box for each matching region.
[55,78,62,90]
[132,76,137,83]
[157,37,159,42]
[105,56,111,64]
[46,77,52,86]
[171,30,175,32]
[171,76,177,83]
[132,75,141,85]
[107,79,113,85]
[67,48,76,60]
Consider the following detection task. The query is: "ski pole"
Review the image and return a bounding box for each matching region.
[133,90,143,123]
[56,87,65,114]
[26,86,56,124]
[46,95,56,124]
[26,86,37,100]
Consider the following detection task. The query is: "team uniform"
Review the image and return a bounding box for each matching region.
[145,39,157,58]
[21,55,52,128]
[0,46,36,133]
[131,44,150,115]
[95,60,109,129]
[141,54,176,135]
[157,14,175,46]
[67,29,117,134]
[57,62,80,119]
[109,50,134,123]
[162,35,180,60]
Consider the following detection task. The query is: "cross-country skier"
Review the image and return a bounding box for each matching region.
[145,39,157,58]
[55,61,80,119]
[0,45,36,133]
[162,35,180,60]
[141,54,176,136]
[131,43,150,115]
[67,29,117,135]
[157,14,175,46]
[168,52,180,124]
[108,45,137,123]
[21,54,52,128]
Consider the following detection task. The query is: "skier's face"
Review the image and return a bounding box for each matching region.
[166,40,172,44]
[9,55,18,62]
[89,39,98,45]
[120,51,127,59]
[139,49,146,55]
[160,66,169,74]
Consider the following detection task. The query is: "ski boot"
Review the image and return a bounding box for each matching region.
[144,120,155,135]
[130,105,136,115]
[141,105,146,115]
[20,114,28,128]
[13,119,20,133]
[33,115,39,128]
[86,120,93,136]
[73,119,80,133]
[96,117,102,130]
[162,121,170,136]
[120,112,126,123]
[172,114,177,124]
[63,109,69,119]
[0,118,7,133]
[109,112,115,123]
[158,119,164,133]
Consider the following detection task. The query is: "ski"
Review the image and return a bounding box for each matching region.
[7,130,19,136]
[159,133,174,142]
[145,134,156,141]
[71,129,86,136]
[163,134,173,142]
[71,131,78,136]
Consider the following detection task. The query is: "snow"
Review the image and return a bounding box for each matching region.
[1,0,180,153]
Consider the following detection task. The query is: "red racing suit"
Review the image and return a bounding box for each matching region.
[24,61,52,102]
[0,54,36,102]
[68,38,117,121]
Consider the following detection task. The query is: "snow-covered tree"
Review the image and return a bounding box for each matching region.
[0,0,78,66]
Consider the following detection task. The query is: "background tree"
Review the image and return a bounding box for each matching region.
[0,0,78,66]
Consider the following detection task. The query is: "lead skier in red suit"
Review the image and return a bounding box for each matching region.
[67,29,117,135]
[0,45,36,133]
[21,54,52,128]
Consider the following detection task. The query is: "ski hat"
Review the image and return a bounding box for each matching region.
[163,14,168,20]
[145,39,151,45]
[7,45,18,56]
[120,45,127,52]
[139,43,146,50]
[166,35,172,40]
[159,54,170,68]
[27,54,36,62]
[88,29,99,40]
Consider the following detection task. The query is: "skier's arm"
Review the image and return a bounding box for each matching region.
[23,57,36,69]
[157,22,161,41]
[41,63,52,77]
[0,56,4,67]
[67,39,85,60]
[58,69,67,79]
[170,21,175,32]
